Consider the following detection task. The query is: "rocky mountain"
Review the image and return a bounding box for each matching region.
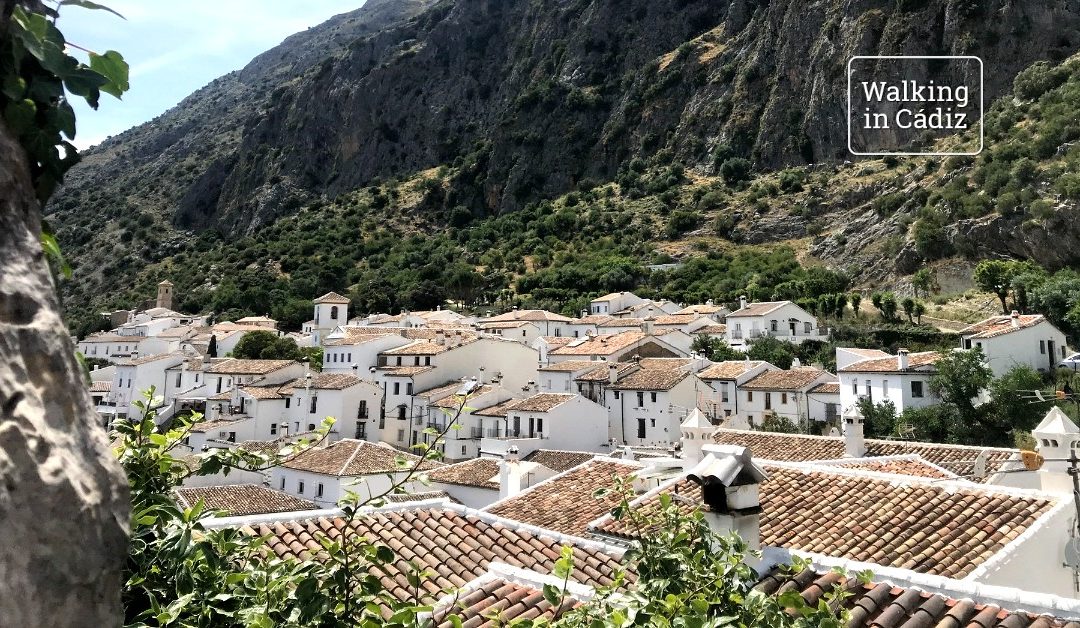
[46,0,1080,331]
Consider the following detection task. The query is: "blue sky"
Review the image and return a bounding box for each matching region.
[62,0,365,149]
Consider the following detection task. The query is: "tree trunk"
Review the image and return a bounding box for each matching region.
[0,119,129,625]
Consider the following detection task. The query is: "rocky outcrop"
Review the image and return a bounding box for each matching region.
[0,120,129,624]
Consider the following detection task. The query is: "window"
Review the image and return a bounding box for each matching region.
[804,322,811,334]
[650,392,657,403]
[309,396,317,414]
[770,320,778,332]
[393,382,400,395]
[911,381,924,398]
[298,481,305,494]
[347,353,352,362]
[330,306,338,320]
[637,418,646,439]
[537,418,543,434]
[270,423,278,436]
[316,483,324,498]
[307,423,315,431]
[397,405,406,420]
[765,393,772,410]
[280,478,285,490]
[216,377,222,393]
[747,391,753,402]
[397,429,404,441]
[461,445,467,455]
[864,380,871,397]
[721,383,729,403]
[425,356,431,366]
[522,330,527,337]
[227,432,236,442]
[650,419,655,427]
[512,416,521,437]
[781,393,788,405]
[406,383,413,395]
[851,379,857,394]
[396,357,402,366]
[1040,340,1046,354]
[175,373,182,387]
[882,380,888,394]
[358,400,368,419]
[285,397,291,408]
[613,391,620,399]
[637,392,645,407]
[414,356,420,366]
[195,373,200,383]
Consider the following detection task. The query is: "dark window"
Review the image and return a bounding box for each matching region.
[911,381,924,398]
[765,393,772,410]
[613,391,620,399]
[316,483,324,498]
[406,383,413,395]
[537,418,543,434]
[298,481,304,494]
[330,306,338,320]
[309,396,317,414]
[285,397,291,409]
[414,356,420,366]
[637,418,646,439]
[280,478,285,490]
[397,405,406,420]
[358,400,368,419]
[307,423,315,431]
[175,373,182,387]
[227,432,236,442]
[425,356,431,366]
[396,357,402,366]
[270,423,277,436]
[636,392,644,407]
[747,391,753,402]
[781,393,787,404]
[1040,340,1046,354]
[650,392,657,403]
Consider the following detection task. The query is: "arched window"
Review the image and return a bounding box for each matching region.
[330,306,339,320]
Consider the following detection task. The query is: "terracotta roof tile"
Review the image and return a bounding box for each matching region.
[522,449,598,473]
[280,373,364,391]
[430,385,497,409]
[313,291,350,304]
[609,358,695,391]
[675,304,728,315]
[378,365,435,376]
[205,358,296,375]
[485,309,573,323]
[432,577,578,627]
[575,362,637,382]
[550,331,648,357]
[729,301,789,317]
[741,367,831,391]
[502,393,575,413]
[839,351,943,373]
[383,336,478,355]
[819,455,957,479]
[962,314,1047,339]
[591,464,1057,578]
[189,418,248,433]
[693,324,728,335]
[808,382,840,394]
[712,429,1020,481]
[241,507,625,605]
[652,314,703,325]
[428,458,501,490]
[756,567,1080,628]
[486,460,641,536]
[697,360,768,380]
[538,360,605,373]
[281,440,441,477]
[89,381,111,393]
[174,485,314,516]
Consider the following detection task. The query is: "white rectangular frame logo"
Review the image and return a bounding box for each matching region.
[847,55,984,156]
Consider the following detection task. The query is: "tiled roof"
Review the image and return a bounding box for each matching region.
[235,316,277,324]
[675,304,727,315]
[696,360,767,380]
[473,398,520,418]
[841,347,893,358]
[487,460,641,536]
[653,314,702,325]
[118,352,184,366]
[693,324,727,335]
[609,358,695,391]
[382,336,478,355]
[522,449,598,473]
[281,440,441,477]
[740,367,831,391]
[173,485,314,516]
[839,351,943,373]
[756,567,1080,628]
[550,331,648,357]
[430,385,496,409]
[503,393,575,413]
[817,455,957,480]
[570,314,619,325]
[188,418,247,433]
[427,458,501,490]
[89,381,111,393]
[81,332,130,342]
[590,463,1057,578]
[538,360,603,373]
[382,490,459,504]
[378,365,435,376]
[237,385,288,400]
[205,358,296,375]
[480,320,534,329]
[432,576,579,626]
[486,309,572,323]
[596,318,644,328]
[592,292,630,302]
[241,507,625,603]
[729,301,789,317]
[712,429,1020,481]
[313,291,350,304]
[808,382,840,394]
[281,373,363,391]
[575,362,637,382]
[539,336,574,347]
[962,314,1047,339]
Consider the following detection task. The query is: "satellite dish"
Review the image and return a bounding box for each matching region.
[1065,539,1080,569]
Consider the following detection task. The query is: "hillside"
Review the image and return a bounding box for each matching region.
[45,0,1080,335]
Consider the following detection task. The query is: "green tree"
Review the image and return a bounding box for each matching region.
[974,259,1016,314]
[760,412,800,433]
[901,297,916,323]
[988,365,1051,442]
[929,347,993,441]
[691,335,742,361]
[747,336,796,369]
[871,291,898,322]
[231,330,302,360]
[912,300,926,324]
[912,268,938,299]
[719,157,751,185]
[849,292,862,319]
[857,397,898,438]
[207,334,218,358]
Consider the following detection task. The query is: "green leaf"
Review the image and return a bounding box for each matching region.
[39,229,72,278]
[88,50,129,98]
[60,0,126,19]
[542,583,561,607]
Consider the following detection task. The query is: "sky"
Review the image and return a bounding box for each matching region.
[62,0,366,149]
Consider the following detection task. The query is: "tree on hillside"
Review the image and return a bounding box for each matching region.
[988,365,1051,441]
[207,334,218,358]
[747,336,796,369]
[849,292,862,319]
[912,268,938,299]
[929,347,994,442]
[871,291,898,322]
[974,259,1016,314]
[231,330,302,360]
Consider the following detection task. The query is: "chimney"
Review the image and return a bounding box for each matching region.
[706,299,714,306]
[642,317,655,335]
[739,296,747,310]
[897,348,909,371]
[499,448,522,499]
[687,444,767,551]
[436,330,446,346]
[580,310,587,318]
[621,445,635,461]
[680,408,715,468]
[843,405,866,458]
[790,357,801,368]
[608,363,619,384]
[1010,310,1020,328]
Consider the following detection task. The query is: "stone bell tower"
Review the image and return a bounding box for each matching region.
[156,280,174,310]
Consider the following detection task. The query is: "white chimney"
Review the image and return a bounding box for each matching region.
[642,317,655,335]
[687,444,768,551]
[842,405,866,458]
[499,448,522,499]
[897,348,909,371]
[706,299,714,306]
[621,445,635,461]
[680,408,716,468]
[580,310,587,318]
[478,366,485,384]
[436,330,446,346]
[1010,310,1020,328]
[608,363,619,384]
[739,296,747,310]
[790,357,801,368]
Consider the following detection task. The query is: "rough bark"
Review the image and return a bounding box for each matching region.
[0,120,129,624]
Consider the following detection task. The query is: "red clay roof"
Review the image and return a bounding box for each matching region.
[740,367,831,391]
[838,351,943,373]
[962,314,1047,339]
[281,440,440,477]
[697,360,768,380]
[174,485,314,516]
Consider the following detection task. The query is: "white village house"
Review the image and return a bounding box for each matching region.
[725,298,827,349]
[837,349,944,415]
[736,366,837,428]
[960,312,1069,376]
